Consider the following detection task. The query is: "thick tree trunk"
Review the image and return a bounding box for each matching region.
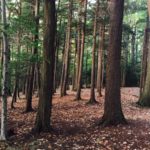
[87,0,99,104]
[33,0,56,133]
[75,0,87,100]
[0,0,10,140]
[99,0,126,126]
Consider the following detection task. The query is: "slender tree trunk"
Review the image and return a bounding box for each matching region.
[60,0,73,97]
[25,0,40,112]
[97,24,105,96]
[33,0,56,133]
[75,0,87,100]
[0,0,10,140]
[74,5,82,91]
[87,0,99,104]
[99,0,126,126]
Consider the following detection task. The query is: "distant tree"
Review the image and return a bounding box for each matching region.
[60,0,73,97]
[99,0,127,126]
[33,0,56,132]
[87,0,99,104]
[25,0,40,112]
[75,0,87,100]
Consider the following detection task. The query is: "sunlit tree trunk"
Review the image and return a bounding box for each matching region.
[0,0,10,140]
[138,1,150,106]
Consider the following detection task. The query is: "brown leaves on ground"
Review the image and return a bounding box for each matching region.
[0,88,150,150]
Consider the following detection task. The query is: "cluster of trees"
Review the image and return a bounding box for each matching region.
[0,0,149,141]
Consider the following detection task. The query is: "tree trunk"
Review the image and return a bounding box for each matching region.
[25,0,40,112]
[139,27,149,95]
[97,24,105,96]
[138,26,150,106]
[74,5,82,91]
[99,0,127,126]
[33,0,56,133]
[60,0,73,97]
[75,0,87,100]
[0,0,10,140]
[87,0,99,104]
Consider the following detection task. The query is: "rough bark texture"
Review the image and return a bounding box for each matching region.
[33,0,56,133]
[1,0,10,140]
[99,0,126,126]
[75,0,87,100]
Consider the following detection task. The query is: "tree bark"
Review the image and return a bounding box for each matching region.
[25,0,40,112]
[0,0,10,140]
[138,27,150,106]
[99,0,126,126]
[97,24,105,97]
[33,0,56,133]
[60,0,73,97]
[75,0,87,100]
[87,0,99,104]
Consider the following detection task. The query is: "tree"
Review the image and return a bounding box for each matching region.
[33,0,56,133]
[87,0,99,104]
[25,0,40,112]
[0,0,10,140]
[60,0,73,97]
[99,0,127,126]
[75,0,87,100]
[138,0,150,106]
[97,24,105,96]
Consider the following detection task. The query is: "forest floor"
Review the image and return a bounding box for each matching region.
[1,88,150,150]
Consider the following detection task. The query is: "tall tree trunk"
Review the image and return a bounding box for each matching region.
[0,0,10,140]
[25,0,40,112]
[138,28,150,107]
[60,0,73,97]
[87,0,99,104]
[74,5,82,91]
[97,24,105,96]
[53,0,62,93]
[33,0,56,133]
[75,0,87,100]
[139,26,149,95]
[99,0,126,126]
